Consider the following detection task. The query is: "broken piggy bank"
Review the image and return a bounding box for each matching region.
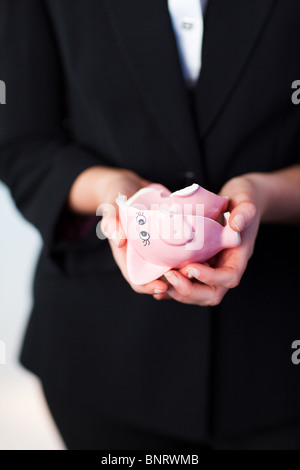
[116,183,241,285]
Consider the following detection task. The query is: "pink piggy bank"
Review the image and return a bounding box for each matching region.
[116,183,241,285]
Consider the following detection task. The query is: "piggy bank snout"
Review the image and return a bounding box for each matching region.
[157,213,195,246]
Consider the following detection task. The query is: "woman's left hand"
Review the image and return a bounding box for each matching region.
[154,175,262,306]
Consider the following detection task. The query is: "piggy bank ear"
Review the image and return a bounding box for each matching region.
[157,212,195,246]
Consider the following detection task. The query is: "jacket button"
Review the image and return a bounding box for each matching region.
[181,171,197,186]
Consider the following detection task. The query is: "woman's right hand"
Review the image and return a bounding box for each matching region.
[68,166,169,296]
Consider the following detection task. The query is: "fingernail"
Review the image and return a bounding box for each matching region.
[154,289,166,294]
[232,214,246,232]
[188,268,199,279]
[164,271,178,286]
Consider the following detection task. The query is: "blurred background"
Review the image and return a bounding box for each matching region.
[0,181,65,450]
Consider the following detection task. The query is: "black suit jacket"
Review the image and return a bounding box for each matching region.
[0,0,300,441]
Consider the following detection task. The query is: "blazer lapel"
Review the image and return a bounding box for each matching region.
[196,0,277,137]
[102,0,203,176]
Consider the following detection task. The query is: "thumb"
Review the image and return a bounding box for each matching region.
[101,214,127,248]
[140,178,152,187]
[229,201,257,232]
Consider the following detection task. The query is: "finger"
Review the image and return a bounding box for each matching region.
[229,201,257,232]
[164,270,225,305]
[135,280,169,296]
[140,178,152,187]
[180,256,245,290]
[165,283,227,307]
[101,216,126,248]
[99,201,126,247]
[164,271,193,297]
[165,270,216,297]
[153,292,172,301]
[179,263,209,279]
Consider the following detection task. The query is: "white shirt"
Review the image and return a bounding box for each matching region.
[168,0,208,86]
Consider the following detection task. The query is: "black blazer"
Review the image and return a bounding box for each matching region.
[0,0,300,441]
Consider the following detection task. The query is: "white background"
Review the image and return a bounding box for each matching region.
[0,181,65,450]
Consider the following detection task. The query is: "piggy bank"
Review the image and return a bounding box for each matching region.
[116,183,241,285]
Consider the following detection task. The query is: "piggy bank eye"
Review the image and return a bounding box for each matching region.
[139,231,150,241]
[139,231,150,246]
[136,213,146,225]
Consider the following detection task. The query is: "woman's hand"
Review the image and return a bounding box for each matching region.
[68,164,300,304]
[154,175,261,306]
[68,166,169,296]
